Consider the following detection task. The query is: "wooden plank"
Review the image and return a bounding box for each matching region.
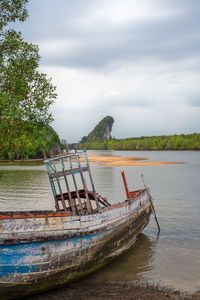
[61,158,76,214]
[82,143,101,212]
[74,144,92,214]
[49,166,88,179]
[65,145,84,214]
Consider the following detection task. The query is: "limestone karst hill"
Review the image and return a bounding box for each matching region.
[81,116,114,142]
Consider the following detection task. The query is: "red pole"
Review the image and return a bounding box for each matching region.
[121,170,131,199]
[42,150,46,160]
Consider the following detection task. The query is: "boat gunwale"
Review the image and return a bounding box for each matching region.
[0,188,148,220]
[0,198,151,246]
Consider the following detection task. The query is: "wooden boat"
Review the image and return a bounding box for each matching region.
[0,145,154,299]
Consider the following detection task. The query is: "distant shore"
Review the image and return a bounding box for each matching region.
[0,154,183,166]
[0,158,43,163]
[81,132,200,151]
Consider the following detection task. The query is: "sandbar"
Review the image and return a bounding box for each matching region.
[78,154,182,167]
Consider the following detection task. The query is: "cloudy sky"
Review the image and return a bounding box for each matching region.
[14,0,200,142]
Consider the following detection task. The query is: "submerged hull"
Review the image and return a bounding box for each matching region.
[0,190,152,299]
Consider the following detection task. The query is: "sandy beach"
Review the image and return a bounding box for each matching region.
[79,154,182,167]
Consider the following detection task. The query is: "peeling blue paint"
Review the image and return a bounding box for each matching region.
[0,225,117,279]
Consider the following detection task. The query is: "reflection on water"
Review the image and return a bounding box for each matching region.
[90,164,121,205]
[0,151,200,292]
[83,233,156,283]
[0,166,54,211]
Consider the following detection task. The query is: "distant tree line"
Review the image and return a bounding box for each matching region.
[78,133,200,151]
[0,124,61,161]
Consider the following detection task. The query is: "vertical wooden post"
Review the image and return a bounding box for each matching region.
[46,162,59,211]
[82,143,101,212]
[61,158,76,214]
[52,159,67,211]
[65,145,84,214]
[74,144,92,213]
[50,148,53,158]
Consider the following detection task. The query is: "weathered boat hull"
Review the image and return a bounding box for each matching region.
[0,190,152,299]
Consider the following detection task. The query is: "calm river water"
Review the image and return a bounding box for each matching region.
[0,151,199,292]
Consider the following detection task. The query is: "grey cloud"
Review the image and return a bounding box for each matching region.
[101,95,154,108]
[189,97,200,107]
[8,0,200,140]
[15,0,100,40]
[13,0,200,70]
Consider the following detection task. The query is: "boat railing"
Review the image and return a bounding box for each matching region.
[44,144,106,215]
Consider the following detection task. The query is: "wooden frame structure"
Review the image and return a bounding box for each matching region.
[44,145,110,214]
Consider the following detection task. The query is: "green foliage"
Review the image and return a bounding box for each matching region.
[82,133,200,151]
[0,122,61,160]
[0,0,28,30]
[0,29,57,124]
[78,116,199,151]
[81,136,88,143]
[0,0,58,161]
[82,116,114,142]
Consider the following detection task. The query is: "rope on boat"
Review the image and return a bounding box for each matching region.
[141,174,160,234]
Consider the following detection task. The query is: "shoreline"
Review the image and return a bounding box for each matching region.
[27,281,200,300]
[0,154,183,167]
